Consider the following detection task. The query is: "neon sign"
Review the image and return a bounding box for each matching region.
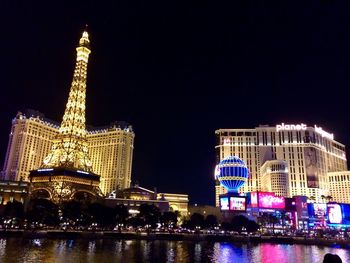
[314,125,334,140]
[276,123,307,132]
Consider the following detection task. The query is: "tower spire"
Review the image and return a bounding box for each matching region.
[42,29,93,171]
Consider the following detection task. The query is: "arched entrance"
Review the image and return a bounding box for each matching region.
[31,188,51,200]
[72,191,96,202]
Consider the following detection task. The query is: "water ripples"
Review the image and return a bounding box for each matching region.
[0,238,349,263]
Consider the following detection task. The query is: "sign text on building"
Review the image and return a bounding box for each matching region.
[276,123,307,132]
[314,125,334,140]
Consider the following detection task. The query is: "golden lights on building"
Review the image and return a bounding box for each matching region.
[107,185,189,217]
[2,30,134,197]
[328,171,350,203]
[0,181,29,205]
[260,160,289,197]
[29,30,100,202]
[43,30,92,172]
[88,122,134,194]
[215,123,348,206]
[2,111,59,182]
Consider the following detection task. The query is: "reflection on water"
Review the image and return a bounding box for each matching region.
[0,238,349,263]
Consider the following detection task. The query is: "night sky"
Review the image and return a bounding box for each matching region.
[1,1,350,205]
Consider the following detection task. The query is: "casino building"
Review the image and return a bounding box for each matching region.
[1,29,188,219]
[215,123,347,206]
[328,171,350,204]
[260,160,289,197]
[1,32,134,196]
[106,184,189,218]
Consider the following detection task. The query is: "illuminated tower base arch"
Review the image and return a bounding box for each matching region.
[30,168,102,203]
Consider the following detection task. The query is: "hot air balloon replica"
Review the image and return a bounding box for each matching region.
[217,156,249,212]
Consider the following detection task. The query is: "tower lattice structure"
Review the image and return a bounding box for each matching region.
[29,30,101,203]
[42,30,93,172]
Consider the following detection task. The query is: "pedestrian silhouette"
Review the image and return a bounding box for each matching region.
[323,253,342,263]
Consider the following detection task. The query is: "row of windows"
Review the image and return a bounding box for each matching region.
[220,130,345,156]
[329,174,350,182]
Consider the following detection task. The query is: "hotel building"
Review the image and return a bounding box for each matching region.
[107,184,189,217]
[215,123,347,206]
[2,30,135,197]
[2,110,134,196]
[328,171,350,203]
[88,122,134,194]
[1,110,59,182]
[260,160,289,197]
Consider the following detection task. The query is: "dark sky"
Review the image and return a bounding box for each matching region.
[1,1,350,205]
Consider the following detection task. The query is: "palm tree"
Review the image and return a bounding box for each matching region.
[308,196,316,203]
[326,196,333,203]
[268,214,279,234]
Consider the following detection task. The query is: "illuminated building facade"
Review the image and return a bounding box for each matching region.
[2,32,134,197]
[41,30,93,172]
[156,193,189,217]
[88,122,134,195]
[328,171,350,203]
[2,115,134,196]
[107,185,189,217]
[0,181,29,205]
[215,124,347,206]
[29,30,102,203]
[260,160,289,197]
[1,110,59,182]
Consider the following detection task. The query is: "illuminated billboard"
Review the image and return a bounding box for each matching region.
[258,192,285,209]
[248,192,285,209]
[326,203,350,226]
[220,197,229,211]
[250,192,258,208]
[220,196,246,211]
[294,196,308,219]
[308,203,327,220]
[229,197,246,211]
[314,203,327,218]
[327,204,342,224]
[304,147,319,188]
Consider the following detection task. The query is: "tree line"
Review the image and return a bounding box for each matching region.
[0,199,179,230]
[1,199,262,234]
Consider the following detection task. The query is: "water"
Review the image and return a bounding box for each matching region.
[0,238,350,263]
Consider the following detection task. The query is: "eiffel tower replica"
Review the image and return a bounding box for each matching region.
[29,29,102,203]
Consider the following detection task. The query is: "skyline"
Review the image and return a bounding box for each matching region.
[2,1,350,205]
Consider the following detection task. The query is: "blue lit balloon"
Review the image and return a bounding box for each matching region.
[217,156,249,193]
